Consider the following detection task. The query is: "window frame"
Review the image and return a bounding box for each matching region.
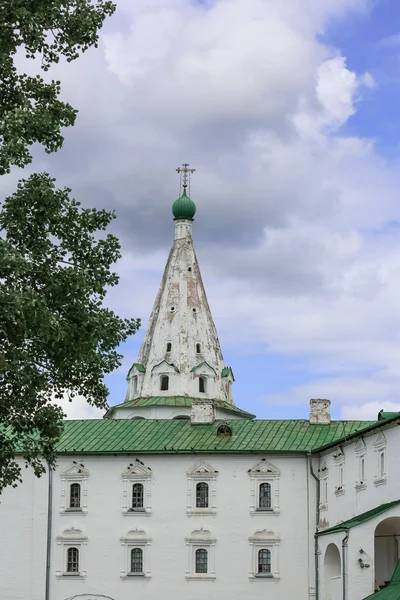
[373,432,387,487]
[355,438,367,491]
[122,462,152,516]
[60,463,89,515]
[187,460,218,516]
[248,459,280,516]
[195,481,209,508]
[333,449,345,496]
[319,460,329,510]
[160,375,169,391]
[56,528,87,579]
[249,530,280,581]
[185,529,216,581]
[120,528,151,579]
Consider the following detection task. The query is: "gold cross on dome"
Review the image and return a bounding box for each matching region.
[176,163,196,194]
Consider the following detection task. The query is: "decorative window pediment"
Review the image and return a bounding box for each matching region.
[333,447,345,465]
[318,460,329,478]
[151,360,179,374]
[248,460,280,516]
[185,529,216,581]
[60,463,89,515]
[122,461,152,516]
[374,431,386,450]
[186,528,216,544]
[249,529,280,544]
[249,529,280,581]
[120,528,151,579]
[127,363,146,378]
[355,438,366,455]
[187,461,218,516]
[56,528,88,579]
[190,362,216,377]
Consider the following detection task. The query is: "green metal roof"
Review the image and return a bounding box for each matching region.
[172,189,196,221]
[379,412,399,421]
[127,363,145,378]
[317,500,400,536]
[105,396,255,419]
[53,418,374,454]
[221,367,235,381]
[363,561,400,600]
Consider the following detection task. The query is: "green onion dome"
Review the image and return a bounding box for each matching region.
[172,188,196,221]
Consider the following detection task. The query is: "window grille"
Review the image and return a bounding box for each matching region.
[195,549,208,573]
[161,376,169,391]
[67,547,79,573]
[130,548,143,573]
[259,483,271,508]
[196,482,209,508]
[69,483,81,508]
[132,483,144,508]
[258,549,271,574]
[199,377,206,393]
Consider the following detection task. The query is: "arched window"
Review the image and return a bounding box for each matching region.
[196,343,201,353]
[258,549,271,574]
[132,483,144,509]
[161,375,169,391]
[196,482,209,508]
[195,549,208,573]
[69,483,81,508]
[259,483,271,509]
[166,342,172,352]
[199,376,206,393]
[130,548,143,573]
[380,451,385,477]
[67,547,79,573]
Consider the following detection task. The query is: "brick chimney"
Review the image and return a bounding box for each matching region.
[309,399,331,424]
[191,399,215,424]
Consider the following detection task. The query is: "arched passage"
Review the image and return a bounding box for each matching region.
[324,543,341,600]
[375,517,400,589]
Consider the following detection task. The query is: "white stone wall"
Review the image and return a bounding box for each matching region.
[0,453,312,600]
[111,404,247,420]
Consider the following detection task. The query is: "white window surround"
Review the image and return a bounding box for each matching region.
[248,529,280,581]
[122,462,152,516]
[187,460,218,516]
[56,527,88,579]
[60,463,89,515]
[319,460,329,511]
[333,449,345,496]
[374,432,387,486]
[120,528,151,579]
[355,438,367,491]
[185,528,216,581]
[248,459,280,516]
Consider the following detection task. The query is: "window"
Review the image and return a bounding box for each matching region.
[56,527,87,579]
[120,529,151,578]
[122,462,153,516]
[361,458,365,481]
[319,460,329,509]
[132,376,138,394]
[259,483,271,509]
[69,483,81,509]
[67,547,79,573]
[196,343,201,353]
[380,451,385,477]
[166,343,172,352]
[257,549,271,575]
[130,548,143,574]
[248,459,280,516]
[132,483,144,510]
[334,449,345,496]
[185,529,216,581]
[199,376,206,393]
[374,432,387,486]
[355,438,367,491]
[195,549,208,573]
[161,375,169,391]
[60,463,89,515]
[249,530,280,581]
[187,460,218,515]
[196,482,209,508]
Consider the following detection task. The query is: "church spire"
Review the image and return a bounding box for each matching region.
[126,166,234,405]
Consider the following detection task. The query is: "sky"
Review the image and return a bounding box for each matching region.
[3,0,400,421]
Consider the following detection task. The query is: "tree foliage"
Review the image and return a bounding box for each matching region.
[0,0,116,174]
[0,174,140,493]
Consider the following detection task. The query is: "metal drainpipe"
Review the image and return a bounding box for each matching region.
[45,463,53,600]
[308,453,320,600]
[342,529,350,600]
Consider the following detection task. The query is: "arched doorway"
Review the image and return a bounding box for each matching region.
[375,517,400,589]
[324,543,341,600]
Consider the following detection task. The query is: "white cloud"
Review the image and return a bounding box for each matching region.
[54,394,105,420]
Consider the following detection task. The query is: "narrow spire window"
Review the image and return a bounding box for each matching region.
[130,548,143,574]
[199,376,206,393]
[196,343,201,354]
[166,342,172,352]
[259,483,272,509]
[161,375,169,391]
[196,482,209,508]
[195,549,208,573]
[69,483,81,509]
[132,483,144,509]
[67,547,79,573]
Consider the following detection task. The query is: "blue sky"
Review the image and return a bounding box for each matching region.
[5,0,400,422]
